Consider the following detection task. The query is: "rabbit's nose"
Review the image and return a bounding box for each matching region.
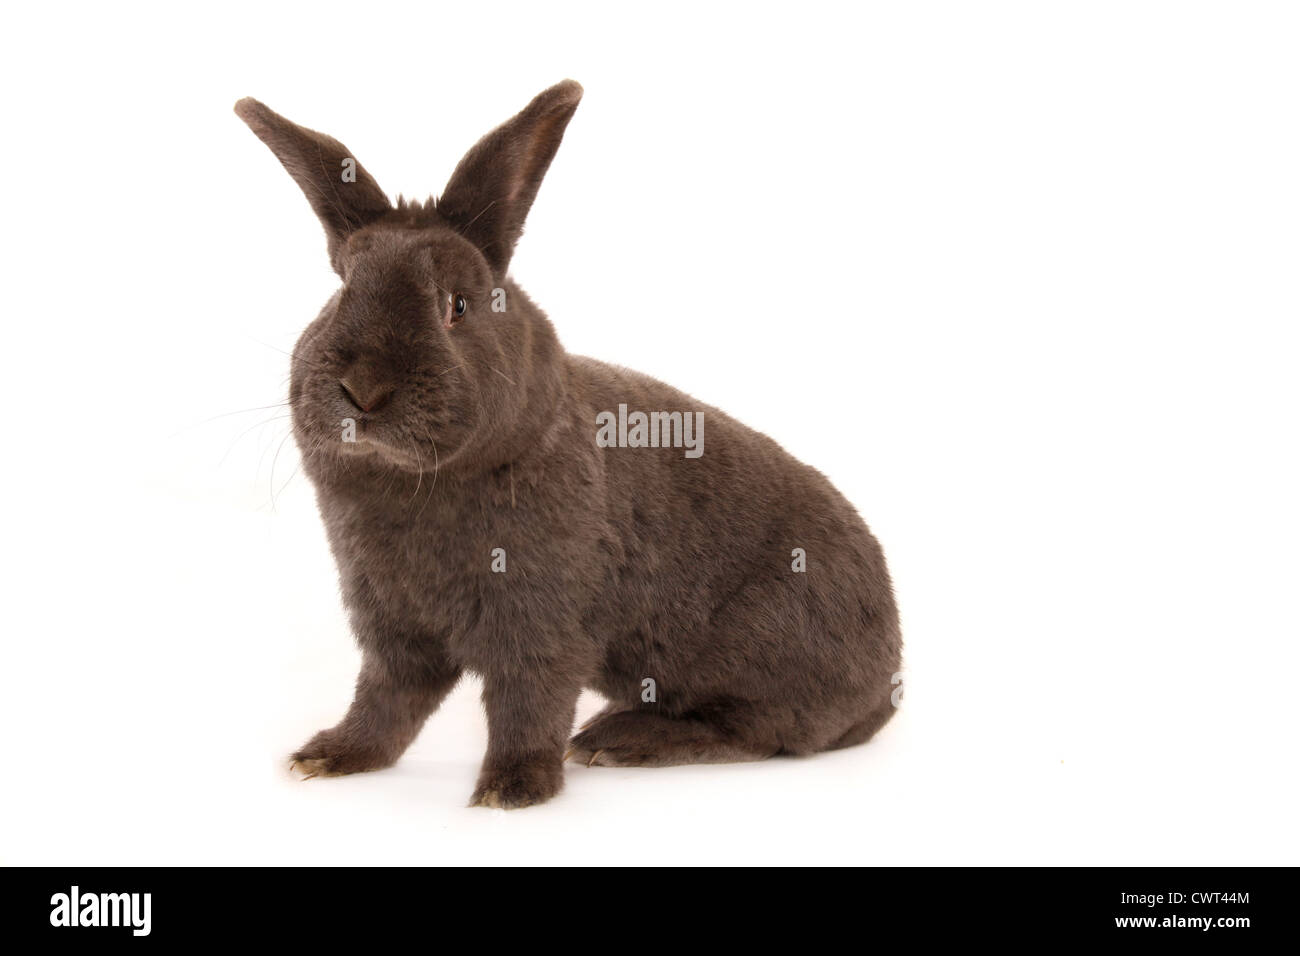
[340,376,393,413]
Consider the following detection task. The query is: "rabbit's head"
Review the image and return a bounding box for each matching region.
[235,81,582,479]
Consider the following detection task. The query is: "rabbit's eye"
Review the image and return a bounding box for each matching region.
[443,293,468,329]
[445,293,467,328]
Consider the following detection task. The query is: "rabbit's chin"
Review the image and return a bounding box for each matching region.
[332,435,426,472]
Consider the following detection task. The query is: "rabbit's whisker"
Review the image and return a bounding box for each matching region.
[218,412,293,468]
[247,335,334,375]
[415,427,440,521]
[487,364,517,386]
[273,432,326,509]
[460,198,499,232]
[267,430,296,513]
[407,431,424,509]
[188,401,292,429]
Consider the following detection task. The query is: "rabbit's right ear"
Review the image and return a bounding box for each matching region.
[234,98,392,273]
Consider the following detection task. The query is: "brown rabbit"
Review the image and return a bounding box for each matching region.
[235,81,902,809]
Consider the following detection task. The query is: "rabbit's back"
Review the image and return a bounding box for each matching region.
[568,357,902,753]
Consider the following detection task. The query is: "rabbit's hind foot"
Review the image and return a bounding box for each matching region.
[565,709,773,768]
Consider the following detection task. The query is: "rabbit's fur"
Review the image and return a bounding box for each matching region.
[236,81,902,808]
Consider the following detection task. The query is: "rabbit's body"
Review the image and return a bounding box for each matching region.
[238,82,900,808]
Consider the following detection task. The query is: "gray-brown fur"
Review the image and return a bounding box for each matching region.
[235,81,902,809]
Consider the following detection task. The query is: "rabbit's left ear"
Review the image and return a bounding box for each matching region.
[437,80,583,278]
[234,98,392,273]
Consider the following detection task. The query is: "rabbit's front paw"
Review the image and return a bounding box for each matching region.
[288,729,394,778]
[469,756,563,809]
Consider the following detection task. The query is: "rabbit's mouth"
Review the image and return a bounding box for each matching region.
[292,385,454,481]
[337,432,423,470]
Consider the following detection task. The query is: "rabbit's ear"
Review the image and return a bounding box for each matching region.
[437,80,583,277]
[234,98,392,273]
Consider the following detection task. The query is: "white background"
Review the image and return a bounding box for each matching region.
[2,2,1297,865]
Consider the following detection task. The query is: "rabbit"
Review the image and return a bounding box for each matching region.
[234,80,902,809]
